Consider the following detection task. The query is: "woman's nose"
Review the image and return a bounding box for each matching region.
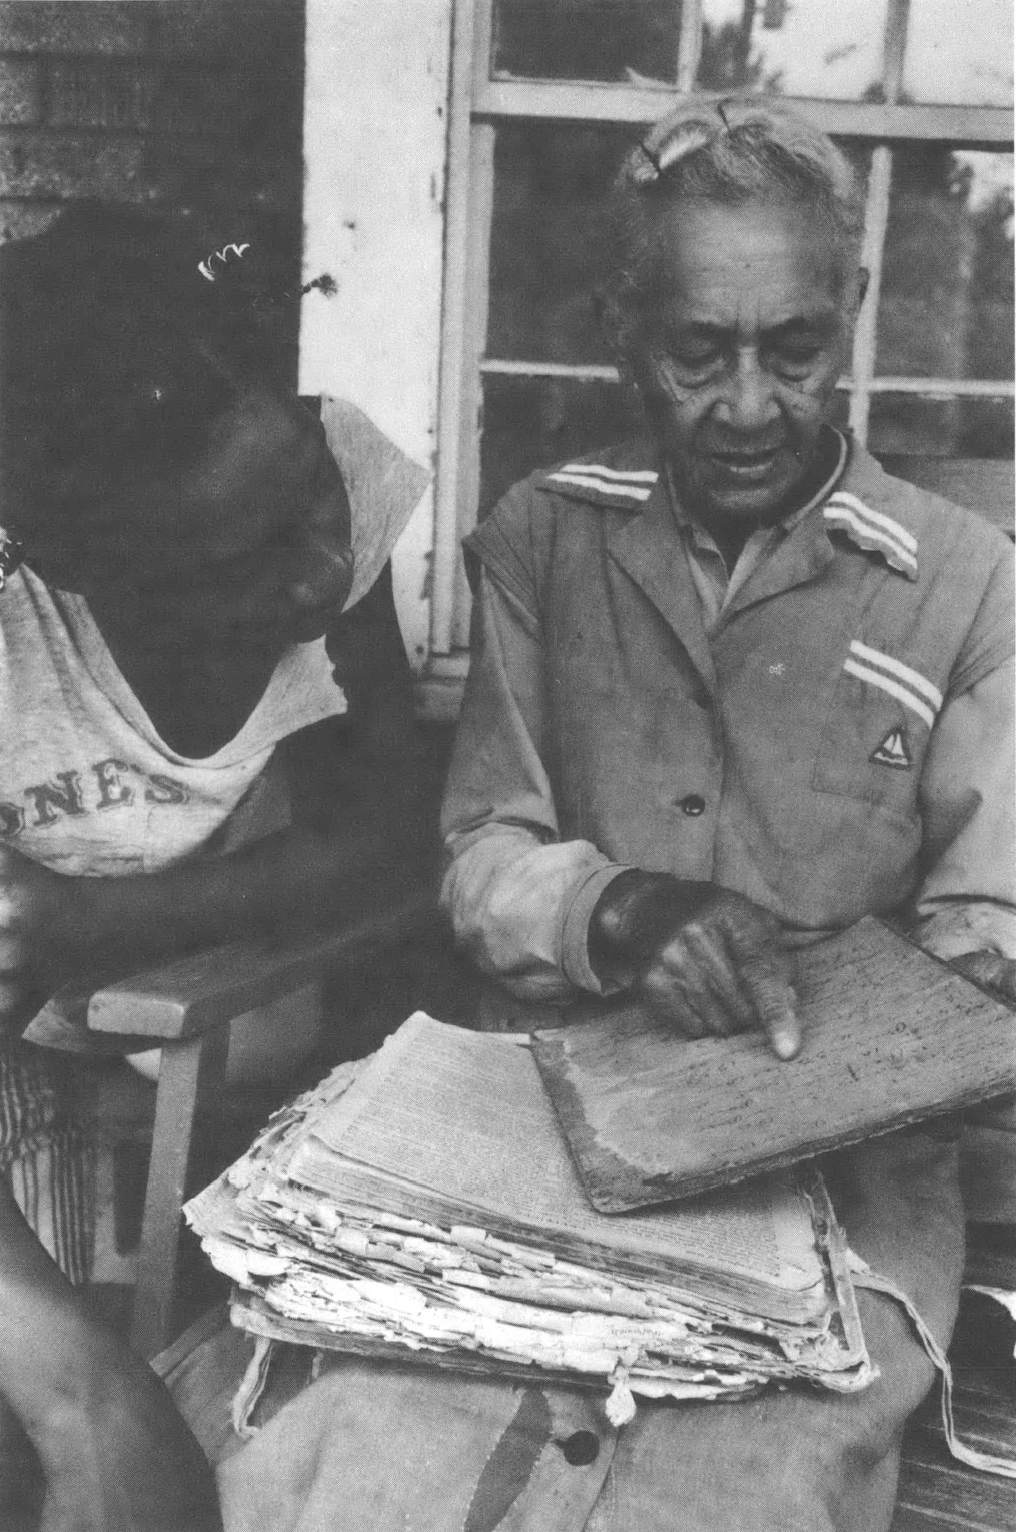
[715,349,781,434]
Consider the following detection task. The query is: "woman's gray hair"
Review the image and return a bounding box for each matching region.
[602,97,865,365]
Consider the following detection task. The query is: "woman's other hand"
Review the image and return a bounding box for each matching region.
[950,949,1016,1002]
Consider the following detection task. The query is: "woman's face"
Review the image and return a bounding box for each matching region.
[633,197,858,527]
[81,387,355,647]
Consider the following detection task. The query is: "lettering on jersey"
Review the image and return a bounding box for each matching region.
[0,803,24,837]
[24,771,86,827]
[144,774,189,806]
[93,758,135,811]
[0,764,191,837]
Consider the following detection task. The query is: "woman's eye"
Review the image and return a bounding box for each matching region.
[655,347,723,388]
[771,340,822,372]
[676,343,721,367]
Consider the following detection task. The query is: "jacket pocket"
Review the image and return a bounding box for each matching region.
[811,641,942,819]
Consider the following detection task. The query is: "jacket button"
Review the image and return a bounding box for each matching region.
[678,794,706,816]
[558,1431,600,1466]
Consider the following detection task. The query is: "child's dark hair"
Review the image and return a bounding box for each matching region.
[1,202,287,533]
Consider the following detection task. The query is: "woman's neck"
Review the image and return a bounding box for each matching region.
[83,591,284,759]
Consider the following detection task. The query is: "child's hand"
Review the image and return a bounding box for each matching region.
[0,845,82,1030]
[0,1173,221,1531]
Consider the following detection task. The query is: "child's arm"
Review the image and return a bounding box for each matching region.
[0,566,434,1028]
[0,1175,221,1530]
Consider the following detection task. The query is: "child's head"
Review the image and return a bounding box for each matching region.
[0,203,352,644]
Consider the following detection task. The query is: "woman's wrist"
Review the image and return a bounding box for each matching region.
[587,870,712,982]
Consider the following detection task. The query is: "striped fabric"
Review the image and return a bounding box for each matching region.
[544,465,658,503]
[823,491,919,580]
[843,640,943,730]
[0,1041,94,1286]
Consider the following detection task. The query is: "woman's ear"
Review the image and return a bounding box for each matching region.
[838,265,868,334]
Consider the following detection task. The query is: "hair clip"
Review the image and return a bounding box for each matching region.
[0,529,25,593]
[633,117,717,185]
[197,242,251,283]
[631,141,664,186]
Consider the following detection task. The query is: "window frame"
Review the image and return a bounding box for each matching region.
[430,0,1015,661]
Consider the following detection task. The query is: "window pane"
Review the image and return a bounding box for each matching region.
[877,150,1014,383]
[487,123,640,365]
[492,0,682,83]
[697,0,890,100]
[480,375,644,516]
[903,0,1013,107]
[867,395,1014,459]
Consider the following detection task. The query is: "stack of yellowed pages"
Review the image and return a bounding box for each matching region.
[185,1012,874,1421]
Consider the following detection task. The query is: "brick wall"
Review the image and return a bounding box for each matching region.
[0,0,306,378]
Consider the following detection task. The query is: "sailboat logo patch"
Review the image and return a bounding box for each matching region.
[870,728,912,769]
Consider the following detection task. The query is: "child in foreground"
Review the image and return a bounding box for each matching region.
[0,203,429,1527]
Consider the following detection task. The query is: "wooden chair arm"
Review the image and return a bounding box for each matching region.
[22,894,439,1054]
[87,894,439,1041]
[30,890,440,1358]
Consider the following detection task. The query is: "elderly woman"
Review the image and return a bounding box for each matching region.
[0,203,427,1528]
[437,100,1014,1529]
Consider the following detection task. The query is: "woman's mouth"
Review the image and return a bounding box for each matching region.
[710,446,786,483]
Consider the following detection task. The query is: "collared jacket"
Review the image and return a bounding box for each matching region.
[440,437,1015,1003]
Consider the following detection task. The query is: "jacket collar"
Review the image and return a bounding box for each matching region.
[717,437,922,621]
[606,471,719,694]
[534,436,923,686]
[821,441,921,581]
[537,433,922,583]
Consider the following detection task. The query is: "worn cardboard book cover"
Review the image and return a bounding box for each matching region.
[531,917,1016,1214]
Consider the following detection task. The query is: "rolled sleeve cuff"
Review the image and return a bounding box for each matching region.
[561,863,634,994]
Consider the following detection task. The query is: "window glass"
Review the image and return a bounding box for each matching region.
[487,123,640,365]
[696,0,890,99]
[903,0,1013,106]
[866,395,1014,459]
[479,375,645,516]
[877,150,1014,383]
[492,0,682,83]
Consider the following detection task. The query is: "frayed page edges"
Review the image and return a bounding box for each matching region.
[848,1250,1016,1479]
[232,1335,276,1440]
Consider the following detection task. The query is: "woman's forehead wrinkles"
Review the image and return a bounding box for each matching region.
[652,200,848,311]
[658,286,841,340]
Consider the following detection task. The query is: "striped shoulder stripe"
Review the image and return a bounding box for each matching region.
[848,641,943,710]
[558,464,659,483]
[823,493,918,580]
[843,660,935,728]
[828,492,917,553]
[842,641,943,730]
[545,471,653,502]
